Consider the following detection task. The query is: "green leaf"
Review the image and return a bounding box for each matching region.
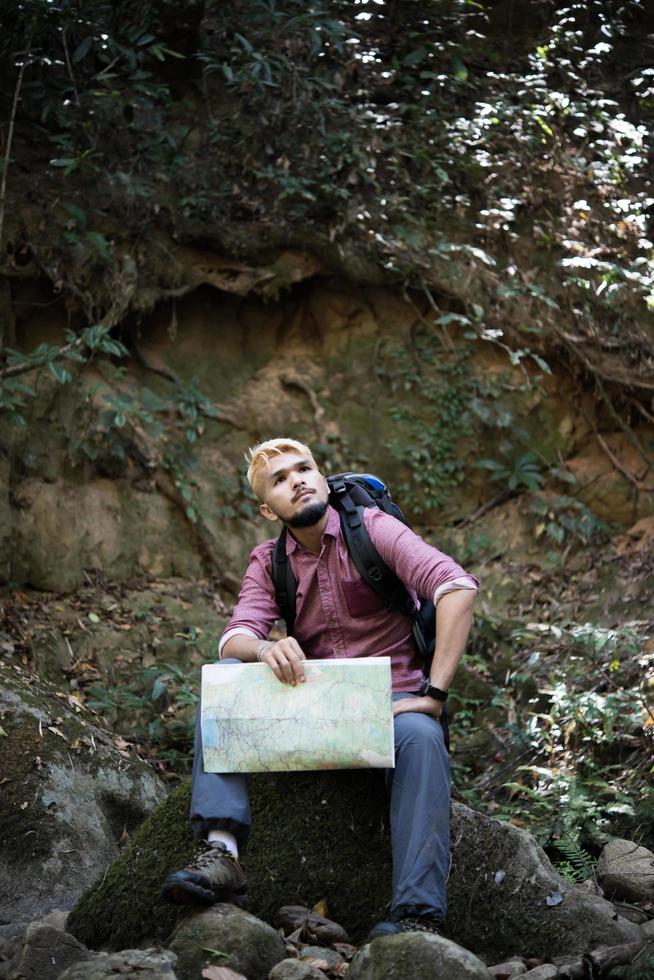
[151,676,167,700]
[48,361,73,384]
[530,353,552,374]
[63,203,87,226]
[465,246,496,267]
[435,313,470,327]
[72,37,93,63]
[235,33,254,54]
[451,54,468,81]
[51,158,78,175]
[403,47,429,67]
[86,232,111,259]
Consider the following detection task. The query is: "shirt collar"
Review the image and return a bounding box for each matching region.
[285,504,340,554]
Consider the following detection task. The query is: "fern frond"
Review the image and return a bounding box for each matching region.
[554,835,595,882]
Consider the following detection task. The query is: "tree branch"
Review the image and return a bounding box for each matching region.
[0,40,32,253]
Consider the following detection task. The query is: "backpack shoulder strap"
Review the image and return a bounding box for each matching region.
[271,526,297,636]
[332,482,416,619]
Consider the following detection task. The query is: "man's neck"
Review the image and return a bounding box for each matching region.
[287,511,329,555]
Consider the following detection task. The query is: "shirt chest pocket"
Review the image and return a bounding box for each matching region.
[342,578,387,618]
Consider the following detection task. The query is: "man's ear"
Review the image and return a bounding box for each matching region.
[259,502,279,523]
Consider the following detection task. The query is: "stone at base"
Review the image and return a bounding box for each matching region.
[57,948,177,979]
[488,959,527,978]
[348,933,492,979]
[597,839,654,904]
[299,945,346,968]
[169,904,286,980]
[8,923,90,980]
[520,967,557,980]
[270,959,330,980]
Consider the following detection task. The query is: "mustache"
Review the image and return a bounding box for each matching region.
[292,488,316,503]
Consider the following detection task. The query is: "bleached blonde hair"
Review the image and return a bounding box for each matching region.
[245,437,316,500]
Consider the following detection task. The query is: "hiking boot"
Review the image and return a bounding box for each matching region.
[162,842,247,906]
[368,914,443,940]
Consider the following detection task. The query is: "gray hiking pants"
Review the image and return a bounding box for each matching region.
[190,658,451,921]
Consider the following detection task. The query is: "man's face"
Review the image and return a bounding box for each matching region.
[259,451,329,527]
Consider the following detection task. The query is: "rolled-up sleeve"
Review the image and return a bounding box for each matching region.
[364,509,479,598]
[218,541,280,656]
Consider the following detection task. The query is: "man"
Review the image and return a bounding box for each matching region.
[163,437,478,937]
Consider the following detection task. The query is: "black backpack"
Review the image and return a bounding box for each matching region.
[270,472,436,670]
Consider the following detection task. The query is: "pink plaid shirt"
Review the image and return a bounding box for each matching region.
[220,506,479,692]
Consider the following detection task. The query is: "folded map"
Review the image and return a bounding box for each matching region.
[201,657,394,773]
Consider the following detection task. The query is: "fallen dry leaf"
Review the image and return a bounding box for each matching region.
[303,956,332,971]
[331,963,349,977]
[332,944,358,960]
[312,897,328,917]
[201,968,248,980]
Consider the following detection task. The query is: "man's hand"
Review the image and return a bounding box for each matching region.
[393,696,442,720]
[258,637,307,686]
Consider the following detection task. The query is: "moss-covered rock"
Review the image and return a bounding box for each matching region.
[67,772,642,960]
[67,771,392,950]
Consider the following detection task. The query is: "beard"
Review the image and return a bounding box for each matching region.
[287,499,329,528]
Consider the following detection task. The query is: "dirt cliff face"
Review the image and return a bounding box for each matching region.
[2,257,651,594]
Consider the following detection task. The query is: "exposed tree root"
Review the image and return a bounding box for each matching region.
[281,370,328,445]
[556,939,645,979]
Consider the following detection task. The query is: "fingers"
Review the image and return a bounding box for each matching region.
[260,638,306,685]
[392,696,442,719]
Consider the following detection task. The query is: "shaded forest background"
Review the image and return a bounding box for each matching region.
[0,0,652,884]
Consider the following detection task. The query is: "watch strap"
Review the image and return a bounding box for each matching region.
[420,679,449,702]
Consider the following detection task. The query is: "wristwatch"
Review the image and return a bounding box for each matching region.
[420,678,449,702]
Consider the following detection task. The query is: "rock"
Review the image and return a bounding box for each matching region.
[641,920,654,938]
[270,959,329,980]
[300,945,345,968]
[9,477,203,592]
[169,904,287,980]
[0,924,27,979]
[596,839,654,903]
[57,948,178,979]
[67,777,643,960]
[488,959,527,978]
[38,909,70,931]
[0,661,167,924]
[448,803,643,961]
[276,907,350,944]
[348,934,492,979]
[520,967,557,980]
[7,923,89,980]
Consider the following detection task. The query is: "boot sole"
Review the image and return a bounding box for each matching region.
[162,872,247,907]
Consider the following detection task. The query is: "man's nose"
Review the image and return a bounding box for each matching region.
[290,470,305,487]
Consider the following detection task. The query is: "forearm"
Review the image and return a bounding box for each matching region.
[221,633,269,662]
[429,588,477,691]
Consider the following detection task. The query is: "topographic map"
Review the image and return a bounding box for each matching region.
[201,658,394,772]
